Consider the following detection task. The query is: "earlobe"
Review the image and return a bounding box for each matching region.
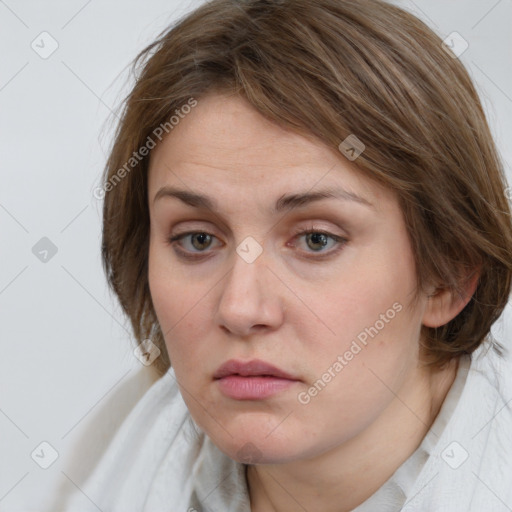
[422,266,481,328]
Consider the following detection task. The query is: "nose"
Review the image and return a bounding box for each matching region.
[214,249,284,338]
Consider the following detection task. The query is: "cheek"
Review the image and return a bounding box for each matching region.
[149,277,209,367]
[293,301,420,448]
[148,241,198,363]
[312,246,419,354]
[296,233,422,399]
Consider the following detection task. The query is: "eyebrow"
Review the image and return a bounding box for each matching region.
[152,185,374,212]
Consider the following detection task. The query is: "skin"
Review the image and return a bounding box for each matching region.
[147,92,475,512]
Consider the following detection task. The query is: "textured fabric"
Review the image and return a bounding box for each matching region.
[63,342,512,512]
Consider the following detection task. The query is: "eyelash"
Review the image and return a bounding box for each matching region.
[167,226,348,261]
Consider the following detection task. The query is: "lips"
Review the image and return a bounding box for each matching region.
[213,359,298,381]
[213,359,300,400]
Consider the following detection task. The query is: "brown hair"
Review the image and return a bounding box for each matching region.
[100,0,512,376]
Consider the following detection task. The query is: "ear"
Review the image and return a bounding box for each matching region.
[422,266,481,328]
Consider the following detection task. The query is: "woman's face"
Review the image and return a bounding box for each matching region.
[147,92,430,464]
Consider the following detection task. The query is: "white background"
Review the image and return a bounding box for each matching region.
[0,0,510,510]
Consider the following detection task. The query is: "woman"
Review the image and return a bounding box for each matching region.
[65,0,512,510]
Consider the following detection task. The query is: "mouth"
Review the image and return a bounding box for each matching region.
[215,375,299,400]
[213,358,297,380]
[214,359,300,400]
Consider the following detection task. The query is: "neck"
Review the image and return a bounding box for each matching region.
[247,358,459,512]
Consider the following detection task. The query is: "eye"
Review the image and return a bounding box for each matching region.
[290,227,347,258]
[167,226,348,261]
[168,231,220,258]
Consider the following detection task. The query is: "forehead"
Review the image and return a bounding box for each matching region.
[147,93,393,210]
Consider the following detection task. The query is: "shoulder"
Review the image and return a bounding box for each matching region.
[404,342,512,511]
[64,367,200,511]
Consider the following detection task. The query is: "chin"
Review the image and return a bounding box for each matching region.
[211,427,302,465]
[224,441,295,465]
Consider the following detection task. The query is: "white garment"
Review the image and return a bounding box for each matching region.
[350,353,470,511]
[64,342,512,512]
